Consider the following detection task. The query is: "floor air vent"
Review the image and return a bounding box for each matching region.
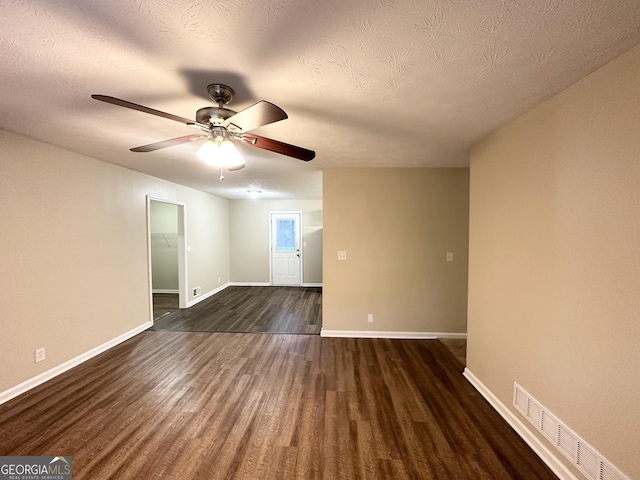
[513,383,629,480]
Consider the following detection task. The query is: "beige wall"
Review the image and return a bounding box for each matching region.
[0,129,230,394]
[179,187,230,297]
[229,199,322,284]
[468,44,640,478]
[323,168,469,333]
[150,201,179,291]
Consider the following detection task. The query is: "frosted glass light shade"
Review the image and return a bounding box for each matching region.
[196,139,245,169]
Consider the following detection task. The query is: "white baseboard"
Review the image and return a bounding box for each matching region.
[432,332,467,339]
[302,283,323,287]
[463,368,578,480]
[186,282,230,308]
[152,289,179,294]
[0,321,152,406]
[229,282,271,287]
[320,330,467,339]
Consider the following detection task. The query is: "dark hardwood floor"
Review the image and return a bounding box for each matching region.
[437,338,467,367]
[0,332,556,479]
[153,293,179,320]
[152,286,322,335]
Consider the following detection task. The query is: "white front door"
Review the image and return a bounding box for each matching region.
[271,212,302,286]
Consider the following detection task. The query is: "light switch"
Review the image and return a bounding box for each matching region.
[303,241,307,247]
[187,245,192,253]
[337,251,347,261]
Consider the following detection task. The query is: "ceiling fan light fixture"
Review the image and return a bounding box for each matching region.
[92,85,315,165]
[196,138,245,169]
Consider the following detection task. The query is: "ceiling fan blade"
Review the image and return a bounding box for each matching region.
[92,95,196,126]
[130,134,206,152]
[223,101,287,133]
[241,134,315,161]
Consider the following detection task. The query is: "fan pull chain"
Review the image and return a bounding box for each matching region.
[219,168,224,181]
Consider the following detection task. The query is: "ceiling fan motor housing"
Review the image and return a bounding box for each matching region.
[199,84,237,126]
[207,83,235,105]
[196,106,236,126]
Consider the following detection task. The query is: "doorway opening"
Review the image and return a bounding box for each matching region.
[270,211,302,286]
[147,197,187,322]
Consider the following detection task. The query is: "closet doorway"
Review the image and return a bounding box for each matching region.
[147,197,187,321]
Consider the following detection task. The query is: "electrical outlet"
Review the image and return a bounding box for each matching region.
[35,347,45,363]
[193,286,201,297]
[337,251,347,261]
[446,252,454,262]
[218,277,221,283]
[367,313,374,323]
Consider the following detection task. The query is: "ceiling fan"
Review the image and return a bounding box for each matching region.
[91,83,315,177]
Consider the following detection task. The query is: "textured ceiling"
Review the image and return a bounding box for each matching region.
[1,0,639,199]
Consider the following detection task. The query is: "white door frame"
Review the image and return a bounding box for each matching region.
[269,211,303,286]
[146,196,188,323]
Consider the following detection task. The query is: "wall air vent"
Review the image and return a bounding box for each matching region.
[540,410,558,443]
[514,385,528,412]
[513,383,630,480]
[577,441,599,479]
[558,424,577,461]
[527,398,542,427]
[601,462,626,480]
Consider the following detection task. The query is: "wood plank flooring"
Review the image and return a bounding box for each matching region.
[153,293,179,320]
[152,286,322,335]
[0,332,556,480]
[437,338,467,367]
